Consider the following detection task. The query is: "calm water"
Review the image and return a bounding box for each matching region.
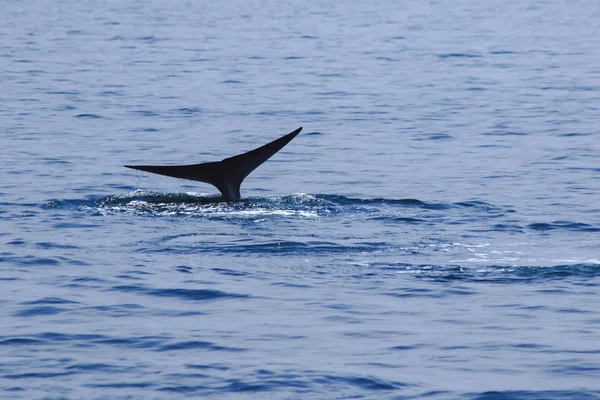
[2,0,600,399]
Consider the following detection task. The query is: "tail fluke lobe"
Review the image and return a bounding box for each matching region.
[221,127,302,183]
[124,127,302,201]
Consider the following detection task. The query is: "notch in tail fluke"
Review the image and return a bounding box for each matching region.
[124,127,303,201]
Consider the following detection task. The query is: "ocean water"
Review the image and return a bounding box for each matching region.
[1,0,600,399]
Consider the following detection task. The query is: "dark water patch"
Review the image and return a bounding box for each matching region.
[97,90,122,96]
[428,133,453,140]
[511,343,551,350]
[375,56,397,62]
[109,284,249,302]
[212,267,247,276]
[52,222,101,229]
[455,200,504,211]
[3,371,76,379]
[445,287,477,296]
[438,53,482,59]
[22,297,79,305]
[528,221,599,232]
[548,364,600,375]
[271,282,312,288]
[75,113,103,119]
[386,287,440,299]
[159,385,207,394]
[130,110,159,117]
[214,240,381,256]
[369,216,424,224]
[64,276,107,289]
[93,336,167,349]
[221,80,242,84]
[412,133,454,141]
[489,223,524,233]
[321,195,444,209]
[4,387,25,392]
[0,338,46,346]
[556,307,592,314]
[41,157,71,165]
[147,287,249,301]
[66,363,123,372]
[131,127,160,132]
[468,390,600,400]
[88,303,145,317]
[186,363,230,371]
[165,310,206,317]
[0,255,60,266]
[414,264,600,283]
[489,50,516,55]
[483,131,527,136]
[35,241,79,249]
[223,377,309,393]
[559,132,591,137]
[39,332,105,342]
[390,344,423,351]
[116,272,147,281]
[58,105,77,111]
[86,382,155,388]
[313,375,406,390]
[156,340,244,352]
[13,305,68,316]
[177,107,202,114]
[476,144,511,149]
[137,35,163,43]
[47,90,80,95]
[317,90,353,96]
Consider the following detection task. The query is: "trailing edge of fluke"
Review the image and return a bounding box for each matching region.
[124,127,303,201]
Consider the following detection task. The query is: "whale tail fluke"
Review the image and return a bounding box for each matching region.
[125,127,302,201]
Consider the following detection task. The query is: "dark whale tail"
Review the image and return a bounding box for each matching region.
[124,127,302,201]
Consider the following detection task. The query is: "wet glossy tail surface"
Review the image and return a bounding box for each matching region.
[125,127,302,201]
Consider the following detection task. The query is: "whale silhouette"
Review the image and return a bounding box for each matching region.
[125,127,302,201]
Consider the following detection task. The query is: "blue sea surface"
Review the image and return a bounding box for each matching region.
[1,0,600,399]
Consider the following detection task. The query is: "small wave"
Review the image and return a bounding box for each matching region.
[527,221,600,232]
[108,285,249,301]
[489,50,516,55]
[65,363,123,372]
[0,338,45,346]
[438,53,482,59]
[321,195,499,212]
[75,113,103,118]
[313,375,407,390]
[468,390,600,400]
[13,306,68,317]
[156,340,244,352]
[395,264,600,283]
